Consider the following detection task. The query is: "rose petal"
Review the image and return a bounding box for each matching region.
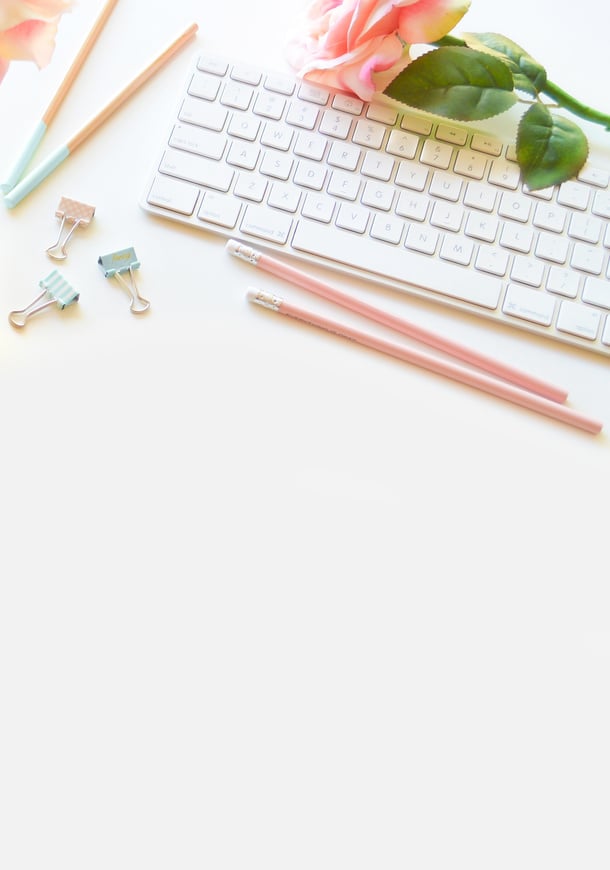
[397,0,471,43]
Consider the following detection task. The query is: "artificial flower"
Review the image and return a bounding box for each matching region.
[0,0,72,83]
[287,0,610,188]
[287,0,471,101]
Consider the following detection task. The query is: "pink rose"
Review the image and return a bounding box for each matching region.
[0,0,72,83]
[287,0,471,101]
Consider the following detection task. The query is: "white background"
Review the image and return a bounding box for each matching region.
[1,1,609,867]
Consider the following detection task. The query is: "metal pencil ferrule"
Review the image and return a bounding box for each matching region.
[227,240,261,265]
[247,286,282,311]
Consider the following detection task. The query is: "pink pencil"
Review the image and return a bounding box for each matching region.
[246,287,602,435]
[227,239,568,404]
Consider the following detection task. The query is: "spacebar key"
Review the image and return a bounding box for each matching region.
[292,221,502,310]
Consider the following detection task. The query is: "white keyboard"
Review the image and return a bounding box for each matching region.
[141,52,610,356]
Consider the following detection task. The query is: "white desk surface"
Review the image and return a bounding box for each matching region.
[1,0,609,865]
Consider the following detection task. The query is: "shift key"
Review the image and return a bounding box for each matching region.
[159,149,234,191]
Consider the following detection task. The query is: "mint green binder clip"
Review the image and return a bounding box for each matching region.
[9,270,80,329]
[98,246,150,314]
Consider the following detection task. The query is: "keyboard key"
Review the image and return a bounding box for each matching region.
[240,204,292,243]
[319,110,353,139]
[230,64,261,86]
[405,224,438,255]
[336,203,369,233]
[386,129,418,159]
[582,276,610,309]
[332,94,363,115]
[510,255,545,287]
[454,149,487,180]
[292,131,324,160]
[370,214,403,244]
[471,133,502,156]
[367,103,398,125]
[226,140,260,170]
[396,190,429,222]
[147,176,199,215]
[294,160,327,190]
[292,220,502,309]
[361,151,394,181]
[500,222,533,253]
[465,212,498,243]
[268,183,301,212]
[301,192,334,222]
[533,202,567,233]
[547,267,580,298]
[440,235,474,266]
[234,173,267,202]
[353,119,385,149]
[578,164,610,188]
[297,82,329,105]
[159,149,233,191]
[436,124,467,146]
[568,213,602,244]
[502,283,555,326]
[253,92,286,120]
[196,55,228,76]
[260,151,293,180]
[420,140,453,169]
[498,192,531,223]
[395,162,428,191]
[179,97,227,131]
[197,190,241,227]
[362,180,394,211]
[475,246,508,277]
[400,114,432,136]
[464,182,496,213]
[430,202,463,232]
[220,82,253,110]
[557,299,601,339]
[327,170,360,201]
[489,159,520,189]
[286,101,319,129]
[188,72,221,101]
[592,190,610,218]
[261,123,294,152]
[169,124,226,159]
[557,180,590,210]
[263,73,295,96]
[535,231,569,264]
[571,243,604,275]
[429,171,463,202]
[328,141,360,171]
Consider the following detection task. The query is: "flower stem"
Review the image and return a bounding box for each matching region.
[433,35,610,131]
[541,80,610,130]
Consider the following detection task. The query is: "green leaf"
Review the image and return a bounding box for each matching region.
[384,46,517,121]
[516,103,589,189]
[461,32,547,96]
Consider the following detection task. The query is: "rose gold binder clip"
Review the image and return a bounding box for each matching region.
[46,196,95,259]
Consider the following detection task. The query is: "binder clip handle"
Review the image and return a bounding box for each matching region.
[98,248,150,314]
[46,197,96,260]
[118,269,150,313]
[9,290,55,328]
[46,215,80,260]
[9,270,79,329]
